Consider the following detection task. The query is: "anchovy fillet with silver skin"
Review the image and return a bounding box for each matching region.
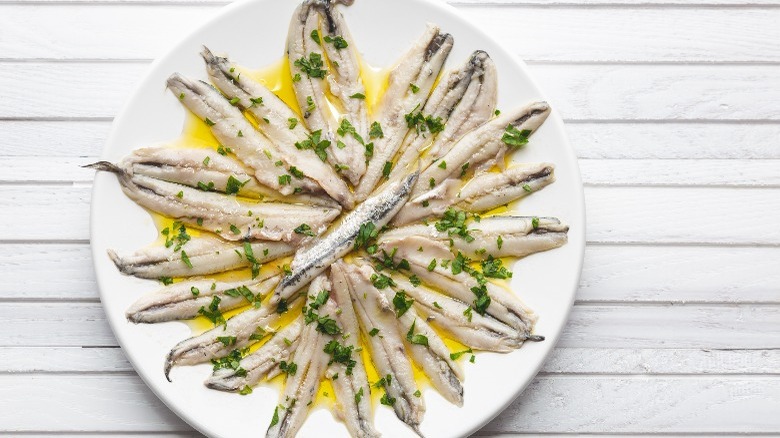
[287,2,365,185]
[87,161,341,243]
[201,47,354,208]
[126,274,280,323]
[119,146,269,199]
[164,296,302,381]
[166,73,327,198]
[355,25,454,202]
[340,262,425,433]
[315,0,369,185]
[352,261,463,405]
[271,171,419,307]
[267,275,333,438]
[206,318,303,392]
[378,236,541,338]
[411,101,551,198]
[382,215,568,259]
[391,51,497,181]
[393,163,555,225]
[389,274,523,352]
[329,262,381,438]
[108,235,293,279]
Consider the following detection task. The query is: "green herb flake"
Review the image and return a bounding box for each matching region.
[159,277,174,286]
[229,97,241,106]
[369,328,380,337]
[294,53,327,79]
[450,348,473,360]
[409,274,422,287]
[278,174,292,186]
[288,117,298,129]
[369,121,384,139]
[502,125,532,148]
[414,389,422,397]
[392,291,414,317]
[191,286,200,296]
[497,235,504,250]
[406,320,429,346]
[181,250,193,268]
[270,406,280,428]
[523,184,533,193]
[382,161,393,179]
[427,258,437,271]
[532,216,540,229]
[239,385,253,395]
[225,175,249,195]
[310,29,321,45]
[410,83,420,93]
[350,92,366,99]
[294,223,315,237]
[250,97,264,106]
[217,336,237,346]
[204,118,216,127]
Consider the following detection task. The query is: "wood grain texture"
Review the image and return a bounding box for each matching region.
[4,346,778,374]
[1,5,779,62]
[3,63,780,120]
[2,302,777,349]
[1,374,778,433]
[4,185,780,244]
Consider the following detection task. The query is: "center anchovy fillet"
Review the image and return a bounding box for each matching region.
[390,50,498,182]
[354,24,454,202]
[271,171,418,307]
[107,235,294,279]
[340,262,425,434]
[200,47,355,208]
[87,161,341,243]
[88,0,572,435]
[164,295,303,380]
[267,275,333,438]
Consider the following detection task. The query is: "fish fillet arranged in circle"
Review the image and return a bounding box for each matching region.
[87,161,341,243]
[391,50,498,181]
[411,101,551,198]
[266,275,333,438]
[287,1,366,185]
[201,46,354,208]
[164,295,303,381]
[378,235,541,340]
[126,274,280,323]
[271,171,418,307]
[393,162,555,225]
[107,235,294,279]
[167,73,347,204]
[354,24,454,201]
[383,215,569,260]
[329,261,381,438]
[206,317,304,392]
[389,274,524,353]
[339,262,425,434]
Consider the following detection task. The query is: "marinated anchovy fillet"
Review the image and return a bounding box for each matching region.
[391,51,497,181]
[390,274,523,352]
[314,0,369,185]
[378,235,541,339]
[287,2,365,185]
[164,295,302,380]
[271,171,418,307]
[87,161,340,243]
[353,260,463,405]
[355,24,454,201]
[201,47,354,208]
[120,146,269,199]
[167,73,327,198]
[411,101,551,198]
[126,275,280,323]
[382,215,568,259]
[108,235,293,279]
[329,262,381,438]
[206,317,303,392]
[340,262,425,433]
[267,275,333,438]
[394,163,555,225]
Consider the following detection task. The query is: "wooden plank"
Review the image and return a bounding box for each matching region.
[3,244,778,304]
[3,120,779,160]
[4,185,780,244]
[4,62,779,120]
[1,5,780,62]
[578,159,780,187]
[1,374,778,433]
[4,346,778,374]
[2,302,777,349]
[6,156,780,188]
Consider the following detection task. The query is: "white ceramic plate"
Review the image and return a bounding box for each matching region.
[90,0,585,436]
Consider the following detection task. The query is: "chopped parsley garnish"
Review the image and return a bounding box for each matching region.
[217,336,237,346]
[250,97,264,106]
[497,235,504,250]
[337,118,365,144]
[204,117,216,126]
[460,162,470,178]
[450,348,473,360]
[532,216,540,229]
[197,181,215,192]
[292,73,302,82]
[427,258,437,271]
[239,385,253,395]
[294,53,327,79]
[181,250,193,268]
[310,29,321,45]
[324,34,349,49]
[176,191,183,199]
[229,97,240,106]
[159,276,174,286]
[295,130,330,162]
[278,174,292,185]
[161,221,191,252]
[243,242,262,280]
[433,301,443,309]
[434,208,475,243]
[392,291,414,317]
[225,175,249,195]
[380,393,396,406]
[354,222,379,254]
[350,92,366,99]
[523,184,532,193]
[438,160,447,169]
[406,320,429,347]
[354,387,364,403]
[481,256,512,279]
[370,273,396,289]
[276,298,289,314]
[369,328,380,337]
[290,166,305,179]
[409,274,421,287]
[324,340,356,375]
[202,156,210,166]
[280,360,298,375]
[217,145,231,156]
[288,117,298,129]
[364,142,374,160]
[502,125,532,148]
[270,406,280,427]
[369,121,384,139]
[190,286,200,296]
[198,295,225,326]
[306,96,316,113]
[294,223,315,237]
[414,389,422,397]
[382,161,393,179]
[410,83,420,93]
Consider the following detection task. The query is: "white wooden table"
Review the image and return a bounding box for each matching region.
[1,0,779,435]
